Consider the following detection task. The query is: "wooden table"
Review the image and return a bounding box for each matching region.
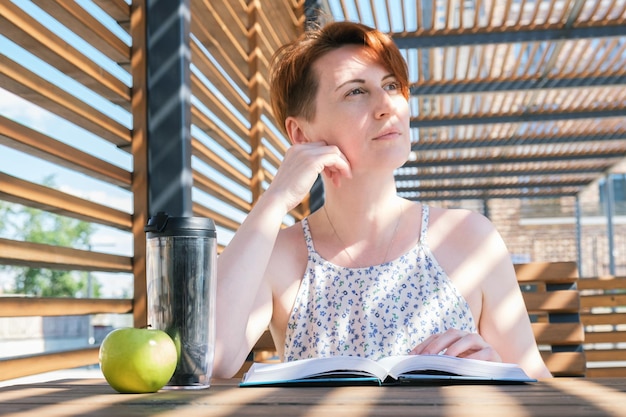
[2,377,626,417]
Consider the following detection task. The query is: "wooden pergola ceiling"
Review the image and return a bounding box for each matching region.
[325,0,626,201]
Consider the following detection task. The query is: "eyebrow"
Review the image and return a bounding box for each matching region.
[335,73,396,92]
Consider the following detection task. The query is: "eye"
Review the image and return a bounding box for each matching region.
[346,87,366,96]
[384,81,401,92]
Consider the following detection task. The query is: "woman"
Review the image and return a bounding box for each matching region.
[213,21,552,379]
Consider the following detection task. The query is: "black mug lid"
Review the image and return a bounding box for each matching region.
[145,212,216,238]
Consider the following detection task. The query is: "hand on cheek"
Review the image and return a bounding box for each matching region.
[323,166,346,187]
[321,145,352,187]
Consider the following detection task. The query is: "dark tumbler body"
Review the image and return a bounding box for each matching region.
[146,213,216,389]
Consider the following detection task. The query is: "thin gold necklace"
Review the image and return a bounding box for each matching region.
[323,203,403,266]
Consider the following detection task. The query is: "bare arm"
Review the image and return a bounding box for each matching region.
[476,216,553,378]
[213,192,286,378]
[412,210,551,379]
[213,142,351,378]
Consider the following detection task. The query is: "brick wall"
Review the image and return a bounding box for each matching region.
[432,196,626,278]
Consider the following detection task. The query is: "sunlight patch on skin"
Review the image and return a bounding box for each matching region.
[492,288,526,332]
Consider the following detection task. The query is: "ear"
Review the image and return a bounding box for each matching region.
[285,116,309,145]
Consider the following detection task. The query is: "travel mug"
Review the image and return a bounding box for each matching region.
[145,212,217,389]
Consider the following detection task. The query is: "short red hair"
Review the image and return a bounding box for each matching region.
[269,21,409,136]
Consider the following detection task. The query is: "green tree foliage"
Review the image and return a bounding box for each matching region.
[0,179,101,297]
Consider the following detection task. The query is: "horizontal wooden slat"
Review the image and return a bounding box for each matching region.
[0,115,132,189]
[193,172,251,213]
[190,41,249,117]
[582,312,626,326]
[586,367,626,378]
[532,322,585,345]
[190,0,249,93]
[191,106,250,163]
[540,351,587,377]
[0,238,132,273]
[584,331,626,345]
[93,0,130,27]
[0,297,133,317]
[0,59,131,148]
[515,261,578,284]
[31,0,130,65]
[0,347,99,381]
[0,173,132,230]
[578,276,626,291]
[581,294,626,309]
[193,202,242,232]
[584,349,626,362]
[191,74,250,142]
[522,290,580,313]
[191,138,251,189]
[0,2,130,105]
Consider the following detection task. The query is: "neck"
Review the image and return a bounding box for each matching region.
[317,176,406,267]
[323,172,399,216]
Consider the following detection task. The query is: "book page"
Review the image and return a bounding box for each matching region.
[241,356,389,384]
[377,355,532,380]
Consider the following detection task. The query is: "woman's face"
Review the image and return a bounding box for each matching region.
[303,45,411,174]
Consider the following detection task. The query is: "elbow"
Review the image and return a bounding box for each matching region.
[212,342,248,379]
[212,362,241,379]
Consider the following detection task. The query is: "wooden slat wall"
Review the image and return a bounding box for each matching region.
[515,261,587,377]
[0,0,306,382]
[189,1,307,234]
[579,276,626,377]
[0,0,142,381]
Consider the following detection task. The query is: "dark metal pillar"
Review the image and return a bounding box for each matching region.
[604,175,616,275]
[304,0,325,212]
[304,0,323,29]
[145,0,193,217]
[575,195,583,277]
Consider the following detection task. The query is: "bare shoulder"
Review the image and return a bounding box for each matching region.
[265,220,308,288]
[275,221,307,253]
[427,206,512,293]
[428,206,497,248]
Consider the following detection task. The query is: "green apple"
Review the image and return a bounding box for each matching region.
[99,327,178,393]
[166,327,182,366]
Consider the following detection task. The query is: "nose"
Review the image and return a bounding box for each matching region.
[373,88,394,119]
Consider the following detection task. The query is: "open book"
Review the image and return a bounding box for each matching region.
[240,354,536,387]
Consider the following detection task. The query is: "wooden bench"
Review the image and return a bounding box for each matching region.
[515,261,586,377]
[578,275,626,377]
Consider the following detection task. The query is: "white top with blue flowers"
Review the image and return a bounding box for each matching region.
[284,204,477,361]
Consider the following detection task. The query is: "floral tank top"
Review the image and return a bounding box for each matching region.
[284,204,477,361]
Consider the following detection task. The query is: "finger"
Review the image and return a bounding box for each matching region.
[411,329,474,356]
[440,334,501,362]
[459,347,502,362]
[323,166,350,187]
[410,333,451,355]
[321,147,352,180]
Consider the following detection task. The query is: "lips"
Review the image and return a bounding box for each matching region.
[373,128,400,140]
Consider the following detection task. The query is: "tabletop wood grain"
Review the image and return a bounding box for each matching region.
[2,377,626,417]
